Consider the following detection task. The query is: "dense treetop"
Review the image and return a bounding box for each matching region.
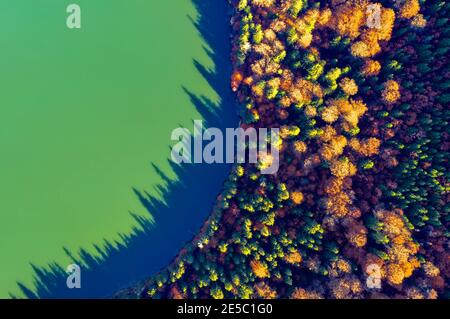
[127,0,449,299]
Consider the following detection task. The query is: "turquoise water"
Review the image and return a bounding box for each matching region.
[0,0,232,298]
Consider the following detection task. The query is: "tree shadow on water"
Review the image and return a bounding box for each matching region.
[13,0,237,299]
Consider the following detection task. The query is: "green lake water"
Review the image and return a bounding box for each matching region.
[0,0,225,298]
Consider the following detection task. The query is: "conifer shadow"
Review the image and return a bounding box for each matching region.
[13,0,236,299]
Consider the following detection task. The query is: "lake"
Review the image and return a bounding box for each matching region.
[0,0,236,298]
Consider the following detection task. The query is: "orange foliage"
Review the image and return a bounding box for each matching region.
[333,98,352,114]
[386,263,404,285]
[293,141,307,154]
[328,276,363,299]
[329,3,365,39]
[325,177,344,195]
[330,158,357,178]
[290,191,304,205]
[326,191,352,217]
[320,125,337,142]
[280,69,294,90]
[399,0,420,19]
[251,0,276,8]
[329,98,367,130]
[285,251,303,264]
[290,288,323,299]
[346,222,368,247]
[304,105,318,117]
[423,262,440,278]
[317,8,332,26]
[279,95,292,108]
[362,59,381,76]
[169,286,184,299]
[231,70,243,92]
[252,82,265,97]
[320,135,347,161]
[339,77,359,96]
[349,5,395,58]
[349,137,381,156]
[351,40,374,58]
[382,80,401,104]
[377,7,396,41]
[349,99,368,117]
[254,282,277,299]
[290,79,323,104]
[375,209,421,286]
[298,32,313,49]
[250,260,270,278]
[411,14,427,28]
[321,105,340,123]
[329,258,353,277]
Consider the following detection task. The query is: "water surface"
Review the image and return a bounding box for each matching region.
[0,0,233,298]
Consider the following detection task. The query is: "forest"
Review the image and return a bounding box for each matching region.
[123,0,449,299]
